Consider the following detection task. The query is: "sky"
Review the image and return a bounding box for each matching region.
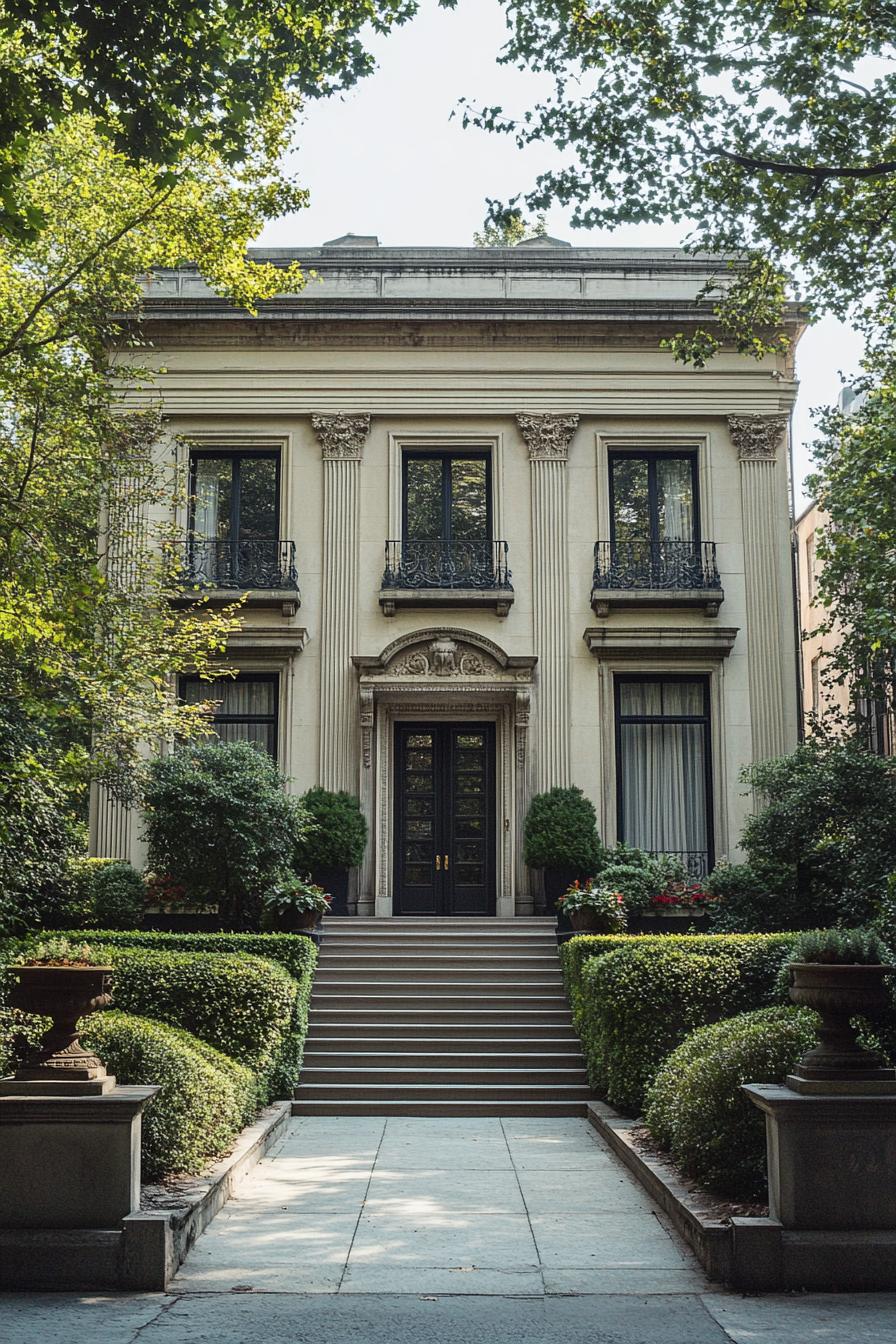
[257,0,865,507]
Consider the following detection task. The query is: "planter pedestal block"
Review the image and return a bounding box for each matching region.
[743,1082,896,1231]
[0,1083,158,1230]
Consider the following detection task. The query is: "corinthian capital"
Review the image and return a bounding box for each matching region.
[312,413,371,461]
[517,413,579,461]
[728,414,787,462]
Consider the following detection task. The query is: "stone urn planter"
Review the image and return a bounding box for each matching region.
[568,909,606,933]
[788,961,894,1080]
[270,907,320,934]
[8,965,113,1082]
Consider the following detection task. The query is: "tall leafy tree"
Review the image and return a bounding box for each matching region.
[462,1,896,358]
[0,108,310,917]
[0,2,417,238]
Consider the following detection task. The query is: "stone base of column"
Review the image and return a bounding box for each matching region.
[0,1082,158,1229]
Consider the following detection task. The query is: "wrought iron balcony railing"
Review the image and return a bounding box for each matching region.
[383,539,512,591]
[178,539,299,592]
[656,850,711,880]
[592,540,721,592]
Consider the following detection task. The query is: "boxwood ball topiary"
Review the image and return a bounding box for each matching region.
[522,786,603,873]
[644,1006,819,1201]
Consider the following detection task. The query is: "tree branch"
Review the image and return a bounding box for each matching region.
[694,134,896,181]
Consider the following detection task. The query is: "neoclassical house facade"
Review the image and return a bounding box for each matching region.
[91,238,803,916]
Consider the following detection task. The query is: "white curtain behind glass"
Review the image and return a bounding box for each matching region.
[656,458,694,542]
[619,681,707,857]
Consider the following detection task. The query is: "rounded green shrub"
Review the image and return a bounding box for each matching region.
[81,1011,256,1181]
[69,858,145,930]
[645,1006,819,1201]
[293,787,367,870]
[61,928,317,985]
[142,740,304,928]
[522,786,603,872]
[108,947,301,1101]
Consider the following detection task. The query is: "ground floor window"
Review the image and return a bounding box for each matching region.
[180,674,279,758]
[615,675,712,876]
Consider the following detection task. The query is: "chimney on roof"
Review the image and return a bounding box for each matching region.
[322,234,380,248]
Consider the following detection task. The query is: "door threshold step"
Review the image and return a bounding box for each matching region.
[291,1100,588,1117]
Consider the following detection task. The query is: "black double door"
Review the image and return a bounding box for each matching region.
[394,723,496,916]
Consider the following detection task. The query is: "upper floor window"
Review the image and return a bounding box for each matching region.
[180,674,278,758]
[609,450,699,544]
[403,451,491,542]
[190,449,280,543]
[805,531,817,603]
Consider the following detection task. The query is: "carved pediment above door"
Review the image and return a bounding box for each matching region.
[352,627,537,685]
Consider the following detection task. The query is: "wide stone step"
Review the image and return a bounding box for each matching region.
[312,977,564,995]
[294,1081,592,1101]
[310,994,566,1010]
[303,1032,583,1050]
[302,1048,584,1068]
[317,956,562,972]
[308,1010,574,1030]
[291,1099,588,1117]
[299,1065,589,1086]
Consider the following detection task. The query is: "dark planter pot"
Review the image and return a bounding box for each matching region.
[268,907,321,934]
[8,965,114,1082]
[788,961,895,1080]
[568,909,607,934]
[312,866,350,916]
[542,865,585,919]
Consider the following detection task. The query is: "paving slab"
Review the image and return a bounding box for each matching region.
[131,1291,734,1343]
[529,1210,692,1269]
[0,1294,170,1344]
[701,1291,896,1343]
[347,1208,539,1268]
[517,1164,657,1214]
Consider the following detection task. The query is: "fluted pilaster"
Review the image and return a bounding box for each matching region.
[729,414,789,764]
[313,413,370,791]
[518,413,578,789]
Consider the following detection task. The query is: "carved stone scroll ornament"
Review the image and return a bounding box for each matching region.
[390,637,501,678]
[311,412,371,461]
[727,414,788,462]
[517,413,580,461]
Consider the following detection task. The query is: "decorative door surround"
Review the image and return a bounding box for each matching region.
[352,630,537,917]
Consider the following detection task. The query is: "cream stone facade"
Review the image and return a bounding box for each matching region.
[91,241,803,915]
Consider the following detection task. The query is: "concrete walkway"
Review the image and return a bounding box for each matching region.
[2,1116,896,1343]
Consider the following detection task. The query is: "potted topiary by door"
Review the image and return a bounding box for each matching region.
[786,928,895,1083]
[8,939,113,1084]
[261,874,332,933]
[293,788,368,916]
[523,786,604,913]
[556,881,627,934]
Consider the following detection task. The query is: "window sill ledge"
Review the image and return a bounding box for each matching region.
[379,587,514,618]
[171,587,301,617]
[590,586,723,619]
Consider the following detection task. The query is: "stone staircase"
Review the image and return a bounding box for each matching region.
[291,917,592,1116]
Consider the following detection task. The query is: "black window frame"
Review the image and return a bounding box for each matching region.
[178,672,280,761]
[188,447,282,541]
[614,672,714,873]
[401,449,493,542]
[608,448,701,545]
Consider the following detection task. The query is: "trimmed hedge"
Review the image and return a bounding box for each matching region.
[81,1011,256,1181]
[645,1006,818,1200]
[561,932,797,1034]
[106,947,302,1103]
[561,933,799,1113]
[54,928,317,984]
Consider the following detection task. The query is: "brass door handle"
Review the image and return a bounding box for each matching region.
[435,854,441,871]
[444,854,449,870]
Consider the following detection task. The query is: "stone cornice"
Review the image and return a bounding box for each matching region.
[517,413,580,461]
[311,412,370,460]
[728,414,788,461]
